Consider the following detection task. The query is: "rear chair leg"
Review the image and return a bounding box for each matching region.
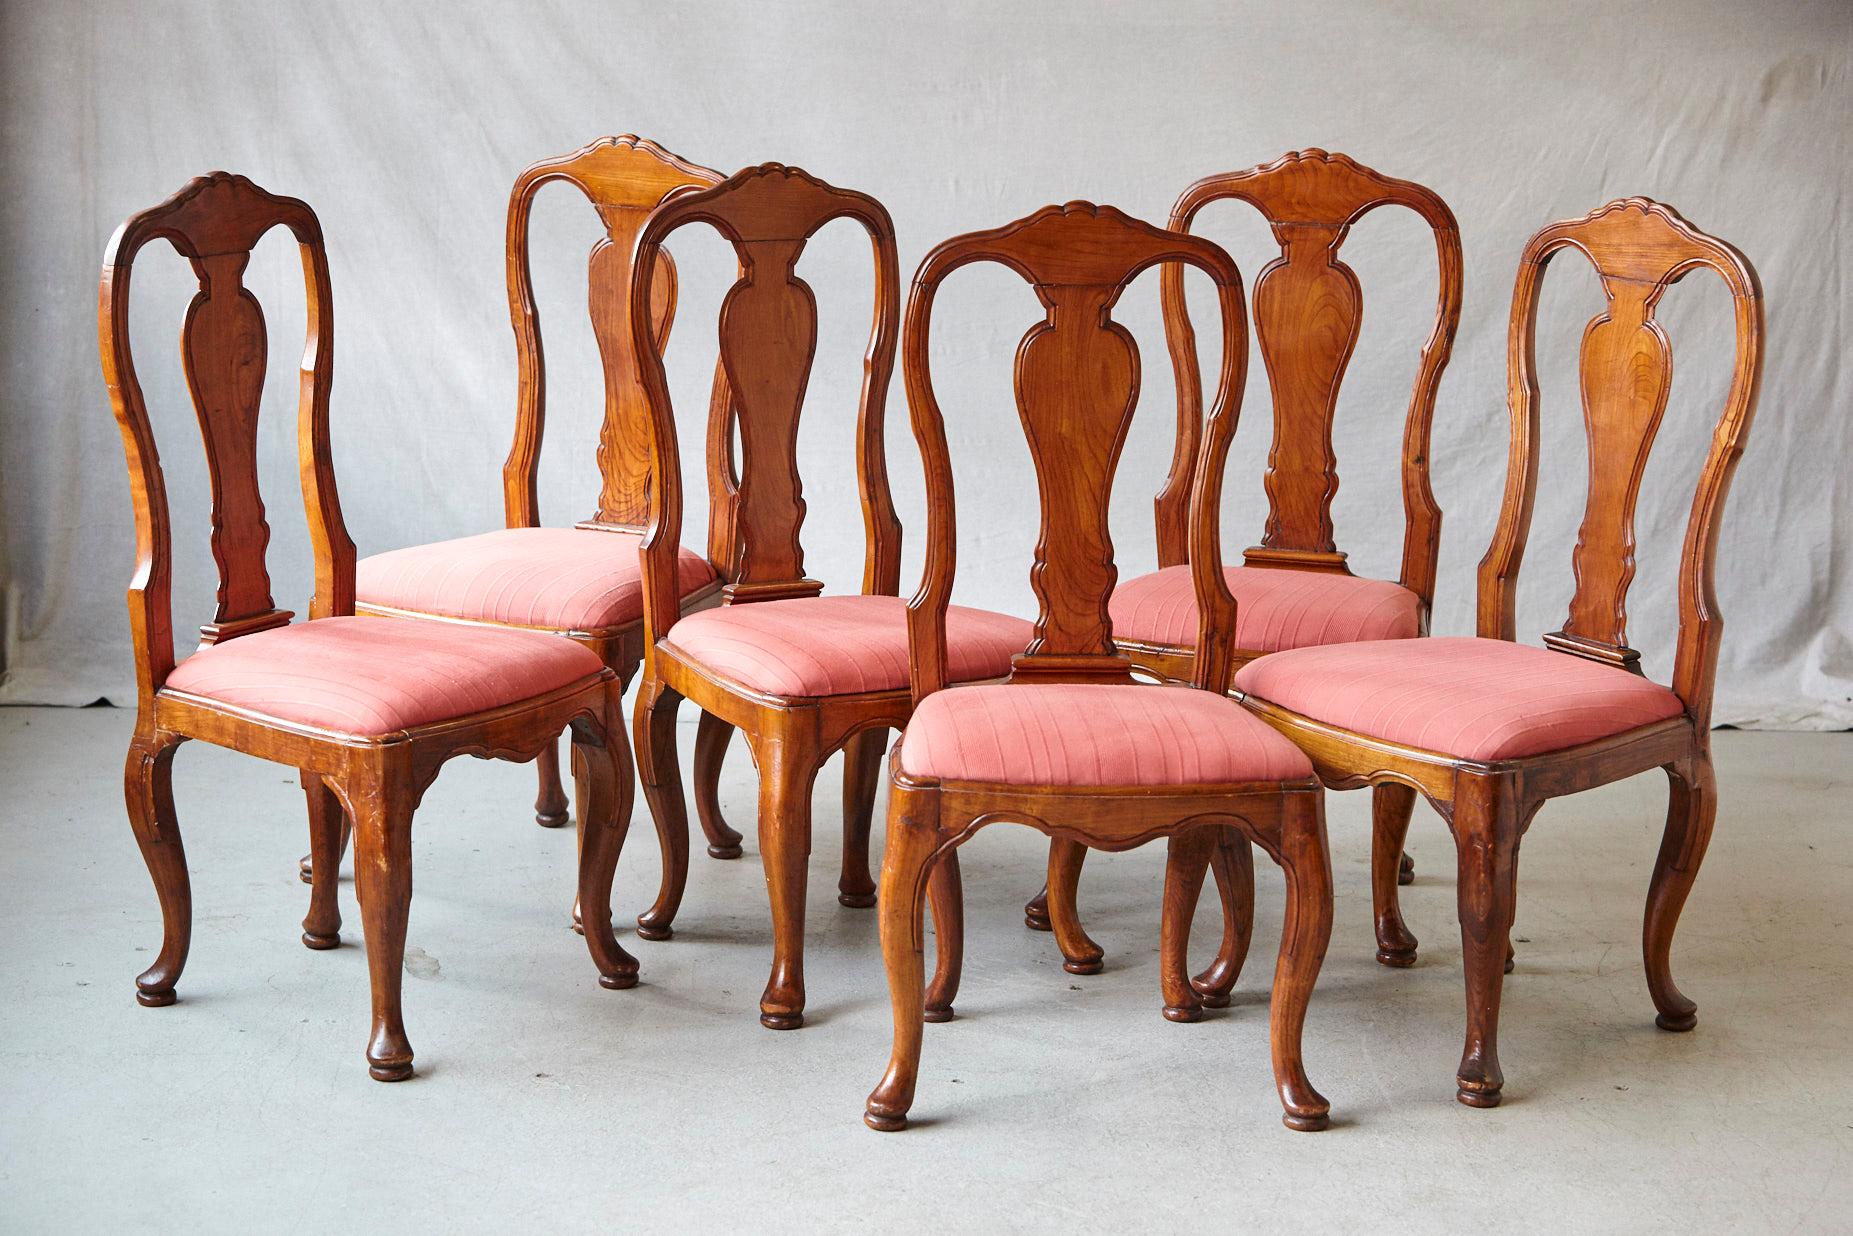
[534,735,570,828]
[632,677,690,941]
[693,711,744,859]
[924,848,963,1022]
[1024,884,1051,931]
[1191,828,1254,1007]
[1160,826,1216,1022]
[1046,839,1103,974]
[838,728,886,908]
[301,771,346,949]
[297,774,352,885]
[756,742,819,1030]
[1373,784,1420,967]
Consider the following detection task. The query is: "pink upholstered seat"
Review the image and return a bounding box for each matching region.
[356,527,715,631]
[163,616,605,737]
[1232,636,1687,762]
[663,594,1032,698]
[899,683,1314,787]
[1110,564,1421,653]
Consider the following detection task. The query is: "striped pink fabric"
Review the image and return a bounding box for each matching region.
[664,594,1033,698]
[898,683,1314,786]
[356,527,715,631]
[1233,636,1687,761]
[163,616,604,736]
[1110,564,1421,652]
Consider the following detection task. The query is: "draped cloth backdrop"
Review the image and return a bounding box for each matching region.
[1,0,1847,727]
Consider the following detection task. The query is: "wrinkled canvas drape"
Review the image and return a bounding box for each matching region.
[2,0,1847,726]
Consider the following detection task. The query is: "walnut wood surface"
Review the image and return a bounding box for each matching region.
[1238,197,1763,1108]
[102,174,641,1081]
[1033,152,1461,980]
[629,163,909,1029]
[866,201,1332,1133]
[1161,148,1461,597]
[503,133,732,534]
[502,136,733,837]
[331,137,738,868]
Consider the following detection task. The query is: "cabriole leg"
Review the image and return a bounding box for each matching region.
[347,768,416,1082]
[1372,783,1420,967]
[757,741,819,1030]
[1160,826,1216,1023]
[1645,755,1716,1032]
[534,735,569,828]
[1452,779,1521,1108]
[923,847,963,1022]
[838,728,886,908]
[1024,883,1051,931]
[301,771,345,949]
[571,703,639,990]
[125,733,189,1007]
[1191,828,1254,1007]
[632,677,690,941]
[1268,791,1333,1131]
[865,795,940,1131]
[297,775,352,885]
[1046,839,1103,974]
[693,711,744,859]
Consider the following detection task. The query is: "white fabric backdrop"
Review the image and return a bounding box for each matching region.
[2,0,1847,726]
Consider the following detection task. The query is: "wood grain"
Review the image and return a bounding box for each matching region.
[629,162,914,1029]
[102,173,642,1082]
[867,201,1333,1134]
[1039,152,1461,977]
[1239,196,1764,1108]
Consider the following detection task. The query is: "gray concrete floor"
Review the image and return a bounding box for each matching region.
[1,705,1848,1232]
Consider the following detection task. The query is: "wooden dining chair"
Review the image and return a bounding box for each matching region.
[100,173,638,1081]
[298,135,745,924]
[1234,197,1764,1107]
[627,164,1035,1029]
[1026,150,1462,997]
[864,201,1333,1133]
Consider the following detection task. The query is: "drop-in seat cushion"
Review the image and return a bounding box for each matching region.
[663,594,1032,698]
[1109,564,1421,653]
[898,682,1314,787]
[356,527,715,631]
[1232,636,1687,762]
[163,616,605,737]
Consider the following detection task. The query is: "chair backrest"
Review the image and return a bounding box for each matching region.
[98,172,353,711]
[630,163,902,652]
[1160,149,1461,610]
[903,202,1250,705]
[504,135,735,551]
[1479,197,1764,732]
